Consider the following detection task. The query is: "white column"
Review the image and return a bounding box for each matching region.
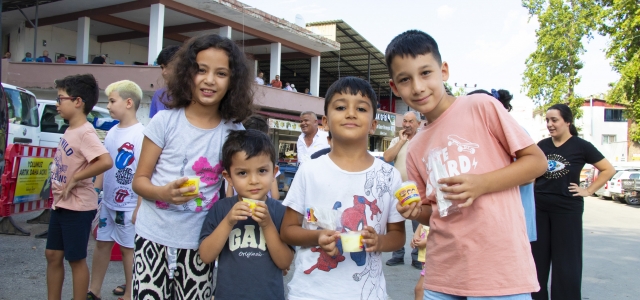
[76,17,90,64]
[254,60,259,75]
[310,56,321,96]
[219,26,232,39]
[270,42,281,81]
[148,3,165,65]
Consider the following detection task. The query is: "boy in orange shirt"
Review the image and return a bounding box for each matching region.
[388,30,547,299]
[46,74,113,300]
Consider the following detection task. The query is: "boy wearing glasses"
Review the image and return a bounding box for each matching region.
[46,74,113,300]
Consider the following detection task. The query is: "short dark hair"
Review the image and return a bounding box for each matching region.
[242,115,269,133]
[385,30,442,75]
[467,89,513,112]
[156,45,180,66]
[54,74,99,115]
[324,77,377,117]
[165,34,254,122]
[222,129,276,172]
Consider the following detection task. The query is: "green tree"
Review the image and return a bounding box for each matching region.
[444,82,471,96]
[521,0,601,118]
[599,0,640,141]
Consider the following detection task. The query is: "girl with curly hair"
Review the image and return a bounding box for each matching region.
[132,33,253,299]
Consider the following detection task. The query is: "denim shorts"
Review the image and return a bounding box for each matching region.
[424,290,532,300]
[46,207,96,261]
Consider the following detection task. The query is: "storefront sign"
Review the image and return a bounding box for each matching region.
[269,119,301,132]
[14,157,53,203]
[374,112,397,136]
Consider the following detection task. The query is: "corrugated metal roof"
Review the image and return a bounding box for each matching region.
[258,20,393,99]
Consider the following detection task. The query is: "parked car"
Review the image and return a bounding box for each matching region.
[608,170,640,203]
[37,100,116,147]
[4,83,39,145]
[595,166,640,199]
[621,179,640,205]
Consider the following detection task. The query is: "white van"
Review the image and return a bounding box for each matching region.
[37,99,113,147]
[5,83,40,145]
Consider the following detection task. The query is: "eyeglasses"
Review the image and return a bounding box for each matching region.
[56,96,77,104]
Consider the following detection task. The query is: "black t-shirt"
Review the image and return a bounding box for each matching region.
[199,196,289,300]
[535,136,604,212]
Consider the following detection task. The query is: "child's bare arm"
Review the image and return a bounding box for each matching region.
[94,173,104,190]
[280,207,338,254]
[416,235,427,248]
[132,137,197,204]
[63,154,112,199]
[74,153,112,181]
[253,203,293,269]
[439,144,547,207]
[412,225,422,240]
[362,222,405,252]
[132,196,142,224]
[199,202,252,264]
[398,202,432,226]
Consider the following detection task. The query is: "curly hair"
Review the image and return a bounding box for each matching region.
[54,74,99,115]
[165,34,254,122]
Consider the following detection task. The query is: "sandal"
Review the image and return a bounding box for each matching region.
[112,284,126,296]
[87,291,101,300]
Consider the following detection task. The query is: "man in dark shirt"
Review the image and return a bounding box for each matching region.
[36,50,52,63]
[91,54,107,64]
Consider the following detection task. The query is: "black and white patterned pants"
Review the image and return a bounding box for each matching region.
[133,235,214,300]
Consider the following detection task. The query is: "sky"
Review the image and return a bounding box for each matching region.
[239,0,620,111]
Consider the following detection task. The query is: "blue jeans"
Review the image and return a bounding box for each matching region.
[424,290,532,300]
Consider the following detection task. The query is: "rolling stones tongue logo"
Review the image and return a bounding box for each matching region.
[115,189,130,203]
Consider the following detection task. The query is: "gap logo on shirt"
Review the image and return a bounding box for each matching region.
[229,224,266,257]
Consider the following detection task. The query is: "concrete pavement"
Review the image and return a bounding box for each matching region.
[0,197,637,299]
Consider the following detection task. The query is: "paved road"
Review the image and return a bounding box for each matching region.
[0,197,637,299]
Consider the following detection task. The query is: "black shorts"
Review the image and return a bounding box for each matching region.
[46,207,96,261]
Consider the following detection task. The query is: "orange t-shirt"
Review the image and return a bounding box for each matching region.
[406,94,539,296]
[51,122,108,211]
[271,80,282,88]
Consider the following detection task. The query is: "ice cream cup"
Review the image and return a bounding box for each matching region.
[242,198,263,214]
[394,181,421,206]
[180,176,200,196]
[340,231,364,252]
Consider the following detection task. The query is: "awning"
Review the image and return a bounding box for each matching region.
[257,110,322,125]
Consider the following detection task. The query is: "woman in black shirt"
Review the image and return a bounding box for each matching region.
[532,104,615,300]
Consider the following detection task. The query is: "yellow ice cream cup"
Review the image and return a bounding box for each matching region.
[340,231,364,252]
[242,198,263,214]
[395,181,421,206]
[180,176,200,196]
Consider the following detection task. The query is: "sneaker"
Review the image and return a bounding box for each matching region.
[411,260,423,270]
[385,257,404,266]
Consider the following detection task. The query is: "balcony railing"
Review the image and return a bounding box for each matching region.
[1,60,403,127]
